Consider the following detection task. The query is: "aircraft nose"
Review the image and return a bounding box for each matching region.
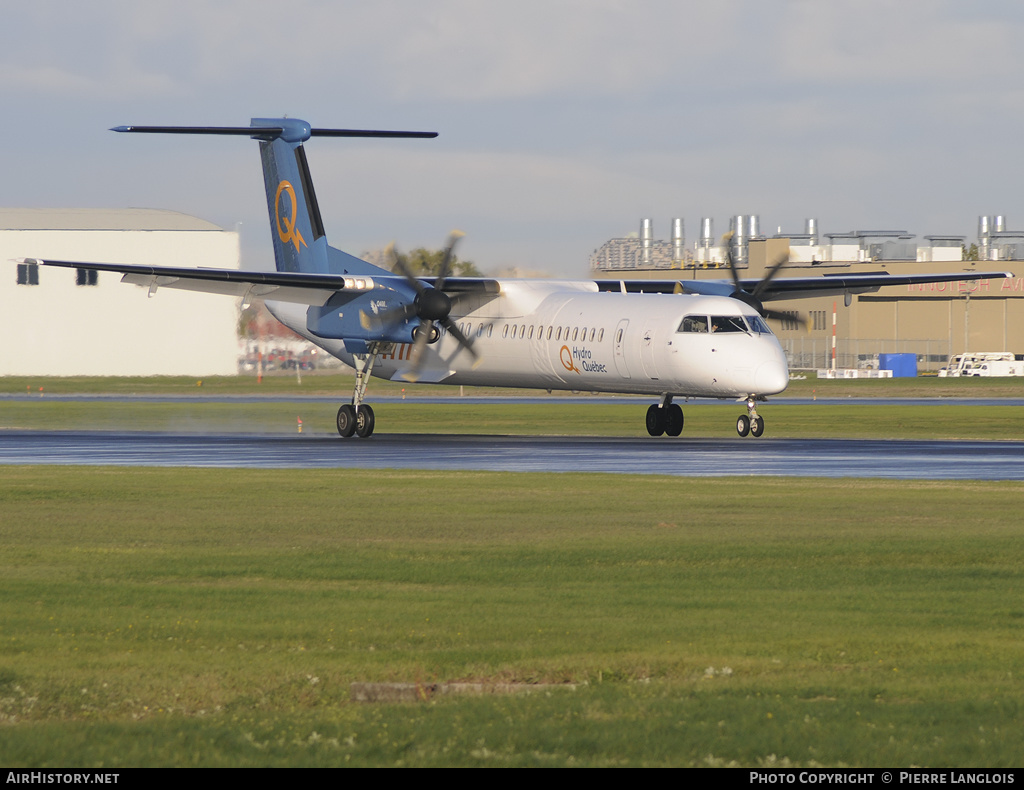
[754,359,788,395]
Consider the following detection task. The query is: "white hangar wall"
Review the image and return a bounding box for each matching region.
[1,208,241,376]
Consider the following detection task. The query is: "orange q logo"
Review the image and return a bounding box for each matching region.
[560,345,580,374]
[275,180,306,253]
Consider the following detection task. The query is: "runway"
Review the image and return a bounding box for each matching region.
[2,430,1023,479]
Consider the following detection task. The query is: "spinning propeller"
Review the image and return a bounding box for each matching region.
[362,231,480,381]
[722,232,809,330]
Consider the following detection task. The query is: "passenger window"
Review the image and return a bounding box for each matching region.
[502,324,509,339]
[598,328,604,342]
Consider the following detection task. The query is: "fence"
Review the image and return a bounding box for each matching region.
[782,337,950,373]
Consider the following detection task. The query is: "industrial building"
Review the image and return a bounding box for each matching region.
[1,208,241,376]
[591,216,1024,371]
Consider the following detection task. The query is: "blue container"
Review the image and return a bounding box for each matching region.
[879,353,917,378]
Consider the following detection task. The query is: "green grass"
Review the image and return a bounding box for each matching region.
[2,371,1024,399]
[1,468,1021,766]
[3,399,1024,439]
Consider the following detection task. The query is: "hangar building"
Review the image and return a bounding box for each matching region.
[1,208,240,376]
[591,218,1024,372]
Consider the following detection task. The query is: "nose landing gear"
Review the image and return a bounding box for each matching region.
[736,396,766,438]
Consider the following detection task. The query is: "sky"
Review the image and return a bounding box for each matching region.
[3,0,1024,277]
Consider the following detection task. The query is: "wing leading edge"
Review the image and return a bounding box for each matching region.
[595,270,1014,300]
[20,259,500,306]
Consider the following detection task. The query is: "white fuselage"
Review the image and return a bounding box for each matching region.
[268,280,790,399]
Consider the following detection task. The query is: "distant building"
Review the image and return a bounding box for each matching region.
[1,208,240,376]
[590,217,1024,369]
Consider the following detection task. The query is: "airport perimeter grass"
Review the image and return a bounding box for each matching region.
[3,399,1024,440]
[1,468,1021,767]
[2,371,1024,398]
[3,372,1022,439]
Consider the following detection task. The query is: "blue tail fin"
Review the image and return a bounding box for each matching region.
[251,118,333,275]
[112,118,437,278]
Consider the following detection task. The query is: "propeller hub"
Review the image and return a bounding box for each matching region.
[731,289,765,316]
[417,288,451,321]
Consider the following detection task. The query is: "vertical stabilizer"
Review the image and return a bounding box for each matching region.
[112,118,437,277]
[251,118,329,275]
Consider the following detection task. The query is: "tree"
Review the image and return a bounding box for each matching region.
[391,247,483,277]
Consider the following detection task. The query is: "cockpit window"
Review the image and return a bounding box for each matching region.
[746,315,773,335]
[680,313,773,335]
[678,315,709,333]
[710,315,748,333]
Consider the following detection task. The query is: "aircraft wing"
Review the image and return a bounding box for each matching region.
[21,258,499,305]
[595,270,1013,301]
[748,270,1014,302]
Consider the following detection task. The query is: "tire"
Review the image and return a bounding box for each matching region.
[664,403,684,437]
[750,415,765,437]
[736,414,751,437]
[337,404,357,438]
[646,404,666,437]
[355,404,375,438]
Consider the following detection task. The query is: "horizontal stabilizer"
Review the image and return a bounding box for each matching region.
[111,125,437,140]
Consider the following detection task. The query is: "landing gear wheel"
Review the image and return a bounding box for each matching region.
[337,404,357,438]
[664,403,684,437]
[736,414,751,438]
[646,404,666,437]
[750,415,765,438]
[355,404,375,438]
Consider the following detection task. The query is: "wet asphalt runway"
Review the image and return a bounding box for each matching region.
[2,430,1023,480]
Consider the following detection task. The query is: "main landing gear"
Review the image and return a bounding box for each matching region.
[336,403,375,438]
[735,396,765,438]
[336,344,382,439]
[645,394,768,438]
[646,395,684,437]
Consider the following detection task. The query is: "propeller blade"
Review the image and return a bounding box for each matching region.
[441,317,479,361]
[751,250,791,303]
[721,231,741,290]
[387,242,426,295]
[401,320,435,382]
[434,230,465,292]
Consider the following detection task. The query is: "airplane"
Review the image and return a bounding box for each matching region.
[22,117,1013,439]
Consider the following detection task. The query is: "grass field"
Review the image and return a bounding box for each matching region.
[0,468,1021,767]
[2,374,1022,766]
[3,399,1024,440]
[2,370,1024,399]
[3,372,1023,441]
